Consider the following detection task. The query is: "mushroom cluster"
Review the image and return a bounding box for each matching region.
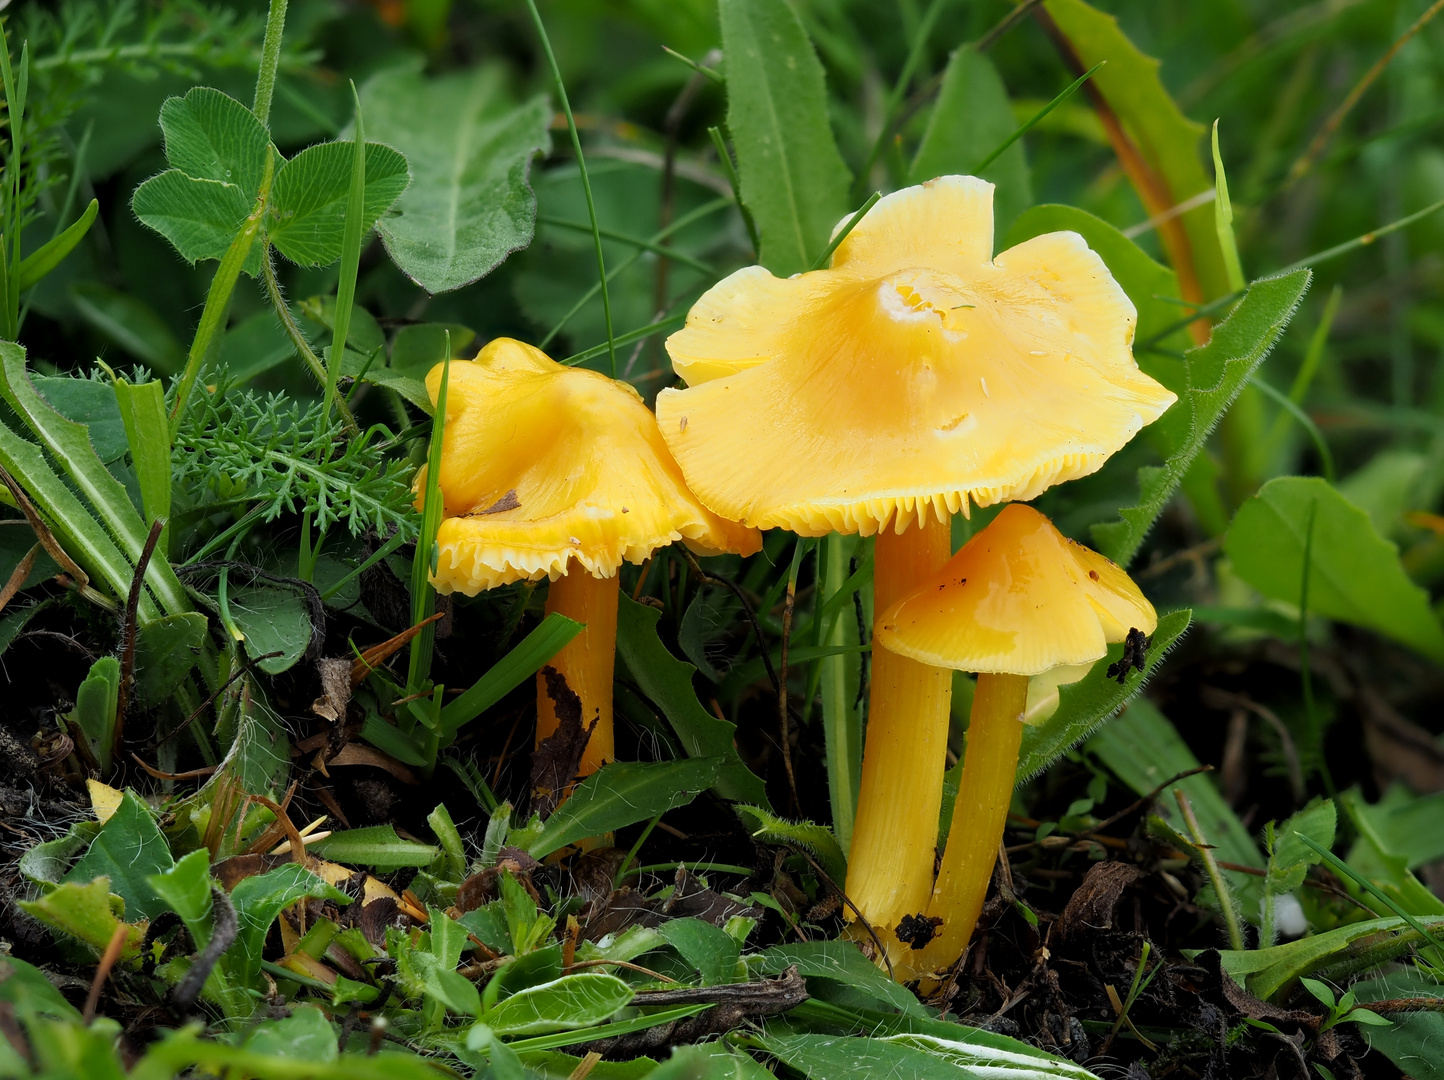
[658,175,1174,977]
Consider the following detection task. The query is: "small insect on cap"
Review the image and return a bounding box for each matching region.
[875,503,1157,677]
[422,338,760,594]
[656,175,1177,537]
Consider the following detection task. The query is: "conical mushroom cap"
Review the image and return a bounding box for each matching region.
[875,504,1157,676]
[424,338,760,594]
[656,175,1177,537]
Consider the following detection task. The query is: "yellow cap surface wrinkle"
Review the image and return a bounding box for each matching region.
[423,338,760,594]
[657,175,1177,537]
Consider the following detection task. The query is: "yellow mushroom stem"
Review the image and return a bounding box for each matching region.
[917,670,1027,971]
[536,570,619,776]
[844,513,953,941]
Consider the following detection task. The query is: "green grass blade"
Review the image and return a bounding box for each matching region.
[524,0,615,376]
[407,341,449,692]
[324,82,366,422]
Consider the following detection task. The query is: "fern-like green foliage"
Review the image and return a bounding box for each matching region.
[173,382,416,540]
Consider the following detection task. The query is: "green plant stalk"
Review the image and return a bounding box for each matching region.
[260,251,358,432]
[407,347,450,690]
[1176,788,1245,950]
[170,149,276,435]
[820,533,861,852]
[613,814,662,889]
[524,0,615,376]
[1298,497,1334,795]
[251,0,289,126]
[324,83,366,423]
[563,314,685,366]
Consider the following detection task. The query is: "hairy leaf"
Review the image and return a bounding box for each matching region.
[268,141,410,267]
[65,790,173,921]
[360,66,551,293]
[1017,609,1192,781]
[735,805,846,883]
[719,0,851,275]
[485,972,633,1036]
[308,825,440,871]
[1090,271,1310,566]
[525,758,722,859]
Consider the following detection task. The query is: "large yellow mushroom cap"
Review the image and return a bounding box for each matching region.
[656,175,1177,537]
[875,503,1157,676]
[424,338,760,594]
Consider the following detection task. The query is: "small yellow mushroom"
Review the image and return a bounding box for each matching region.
[425,338,758,777]
[876,503,1157,977]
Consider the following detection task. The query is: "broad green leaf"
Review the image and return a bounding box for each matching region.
[65,790,173,921]
[131,169,254,267]
[0,344,190,618]
[1017,609,1192,781]
[615,593,769,805]
[138,1027,444,1080]
[658,918,741,986]
[911,46,1031,234]
[1337,788,1444,920]
[485,972,633,1036]
[227,585,311,674]
[0,957,83,1023]
[754,1031,1096,1080]
[20,878,143,955]
[735,805,846,883]
[1352,968,1444,1080]
[1346,786,1444,871]
[646,1045,777,1080]
[408,950,481,1017]
[1269,798,1336,896]
[242,1005,338,1062]
[308,825,440,871]
[67,656,120,774]
[1004,204,1188,354]
[159,87,269,192]
[228,864,350,983]
[132,613,207,710]
[68,282,186,373]
[16,198,98,292]
[1218,914,1444,1002]
[148,849,214,947]
[1226,476,1444,662]
[1090,271,1310,567]
[360,66,551,293]
[439,613,583,735]
[759,942,928,1018]
[268,141,410,268]
[114,379,172,555]
[525,758,722,859]
[19,820,100,888]
[1089,698,1263,915]
[34,375,129,464]
[719,0,851,275]
[1043,0,1229,301]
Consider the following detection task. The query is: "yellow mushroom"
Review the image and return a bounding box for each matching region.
[656,175,1174,948]
[425,338,759,777]
[876,503,1157,977]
